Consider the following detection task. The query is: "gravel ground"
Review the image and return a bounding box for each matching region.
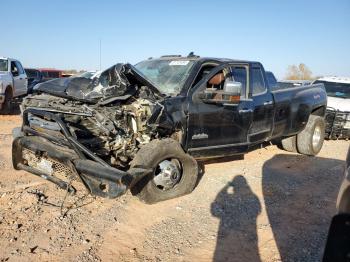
[0,114,348,261]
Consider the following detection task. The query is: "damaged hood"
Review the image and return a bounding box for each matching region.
[34,63,164,103]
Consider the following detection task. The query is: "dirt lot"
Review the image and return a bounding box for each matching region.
[0,114,348,262]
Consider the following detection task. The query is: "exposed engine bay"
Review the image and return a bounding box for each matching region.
[22,63,177,170]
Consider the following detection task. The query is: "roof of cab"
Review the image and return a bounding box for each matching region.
[147,55,258,64]
[0,57,17,61]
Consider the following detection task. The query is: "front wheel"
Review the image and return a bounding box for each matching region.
[0,89,13,114]
[130,139,199,204]
[297,115,325,156]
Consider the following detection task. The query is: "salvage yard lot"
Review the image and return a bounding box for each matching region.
[0,115,348,262]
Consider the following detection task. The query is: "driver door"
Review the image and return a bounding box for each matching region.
[11,61,27,96]
[186,63,254,158]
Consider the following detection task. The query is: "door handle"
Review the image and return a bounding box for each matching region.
[239,109,253,113]
[263,101,273,105]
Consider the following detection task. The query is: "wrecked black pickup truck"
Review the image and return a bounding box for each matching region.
[12,55,327,204]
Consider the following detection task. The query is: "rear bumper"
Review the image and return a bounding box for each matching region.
[13,108,150,198]
[325,108,350,139]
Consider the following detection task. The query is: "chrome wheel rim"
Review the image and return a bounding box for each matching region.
[312,125,321,149]
[153,159,182,190]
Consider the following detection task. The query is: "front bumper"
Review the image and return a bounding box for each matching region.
[325,107,350,140]
[12,108,149,198]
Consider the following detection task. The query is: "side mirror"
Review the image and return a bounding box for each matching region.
[12,71,19,77]
[199,80,242,105]
[224,80,242,95]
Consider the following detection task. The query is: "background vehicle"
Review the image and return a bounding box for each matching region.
[38,68,65,80]
[0,57,28,113]
[12,55,327,204]
[323,146,350,261]
[314,77,350,140]
[25,68,44,94]
[277,79,312,89]
[61,73,75,77]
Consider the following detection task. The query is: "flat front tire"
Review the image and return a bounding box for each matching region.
[297,115,325,156]
[130,139,199,204]
[0,89,13,114]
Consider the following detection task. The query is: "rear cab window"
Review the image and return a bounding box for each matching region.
[251,66,267,95]
[266,72,278,90]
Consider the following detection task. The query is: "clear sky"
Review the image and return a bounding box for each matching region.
[1,0,349,78]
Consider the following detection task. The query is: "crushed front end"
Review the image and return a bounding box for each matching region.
[12,63,173,198]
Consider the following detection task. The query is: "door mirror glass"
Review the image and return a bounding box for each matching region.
[224,80,242,95]
[196,68,244,105]
[199,79,242,105]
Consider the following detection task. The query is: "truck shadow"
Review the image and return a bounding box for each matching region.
[0,105,21,115]
[211,175,261,262]
[262,154,344,261]
[210,154,344,262]
[197,155,244,187]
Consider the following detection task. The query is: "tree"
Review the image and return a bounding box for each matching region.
[285,63,313,80]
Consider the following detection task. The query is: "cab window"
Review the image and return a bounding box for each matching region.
[206,66,248,98]
[230,66,248,98]
[192,64,218,87]
[15,61,24,75]
[251,67,266,95]
[11,62,19,76]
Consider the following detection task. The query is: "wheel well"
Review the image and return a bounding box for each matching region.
[5,85,13,96]
[311,106,326,117]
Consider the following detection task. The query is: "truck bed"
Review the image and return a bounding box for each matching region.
[271,83,327,138]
